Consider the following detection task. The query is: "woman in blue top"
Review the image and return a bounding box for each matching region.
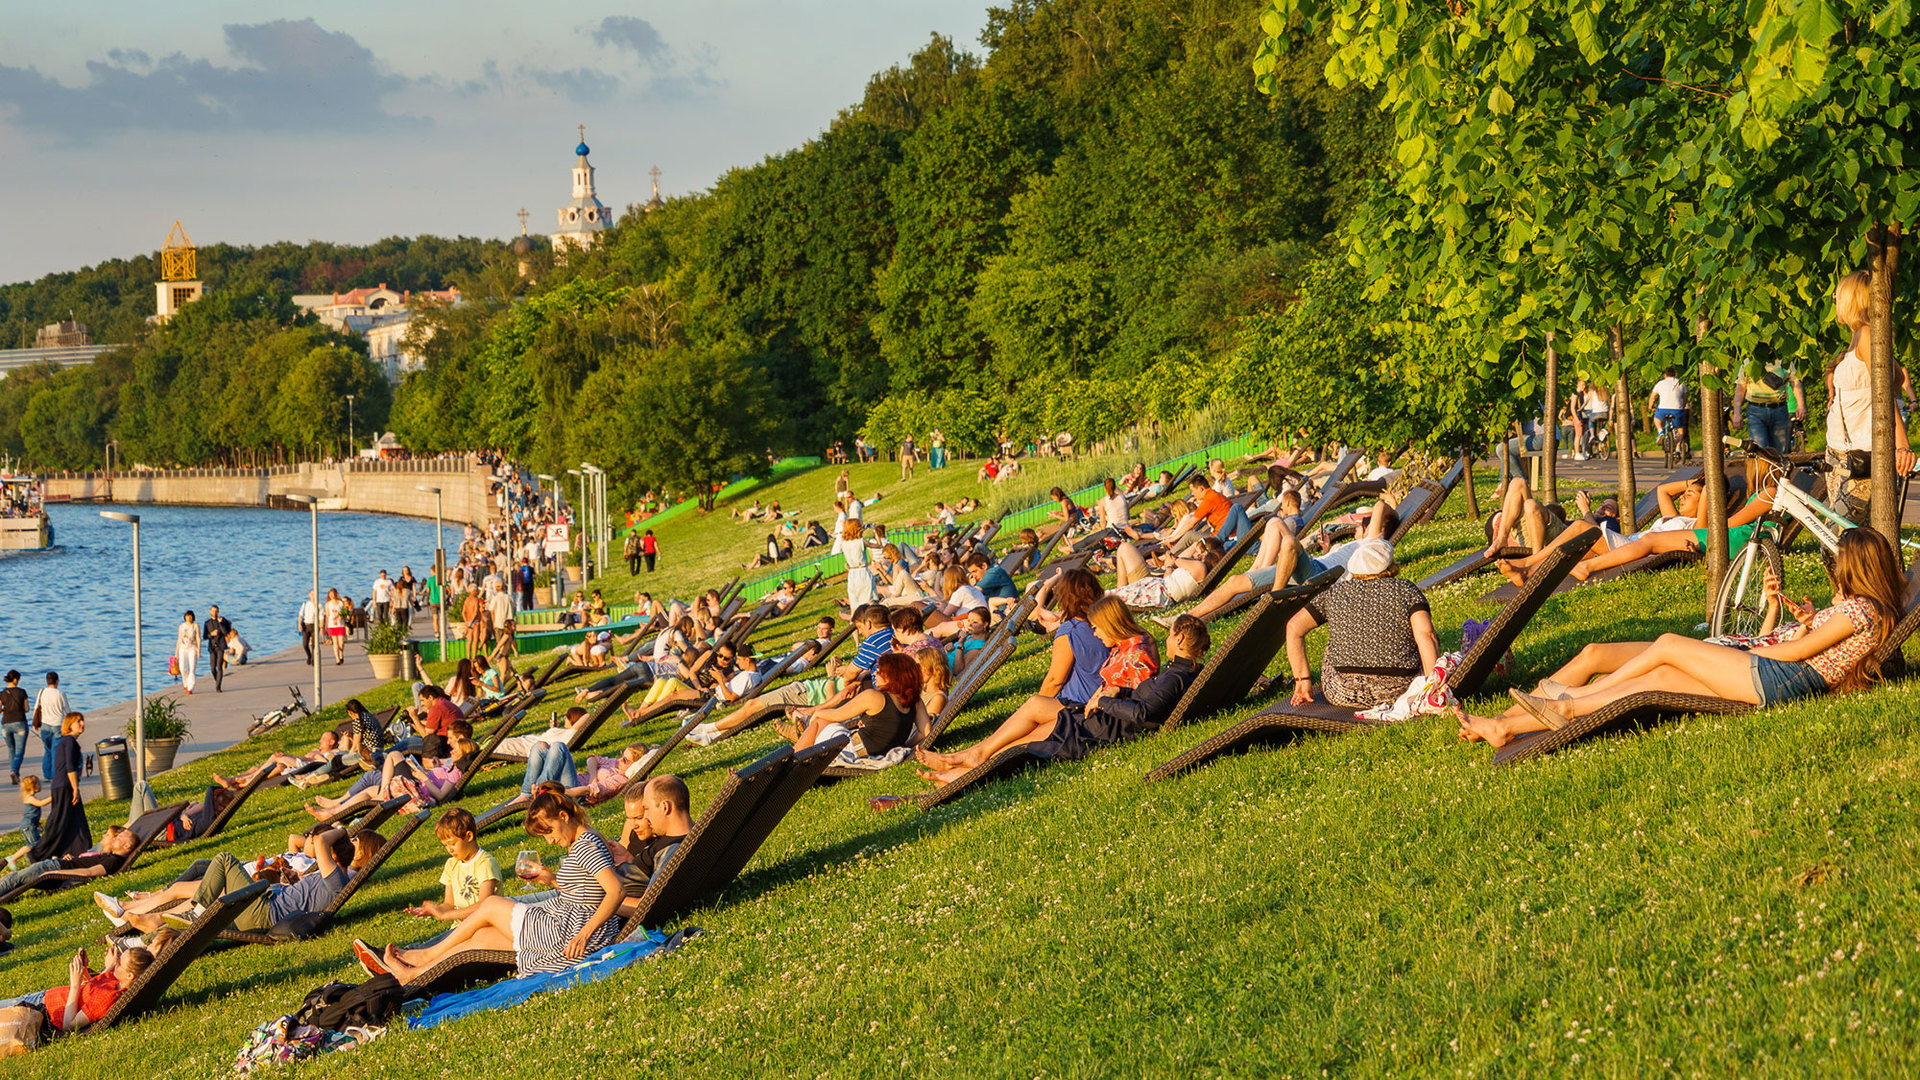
[916,569,1120,779]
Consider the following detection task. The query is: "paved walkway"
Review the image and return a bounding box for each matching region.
[1,640,397,836]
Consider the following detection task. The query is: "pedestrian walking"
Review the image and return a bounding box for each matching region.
[175,611,201,694]
[900,434,917,480]
[371,570,394,625]
[203,605,232,693]
[624,531,642,575]
[392,574,412,630]
[32,673,68,782]
[641,529,658,573]
[324,588,349,666]
[0,671,28,786]
[517,557,537,610]
[298,589,318,664]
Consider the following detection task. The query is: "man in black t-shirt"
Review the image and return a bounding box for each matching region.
[616,775,692,896]
[202,607,233,692]
[0,670,29,785]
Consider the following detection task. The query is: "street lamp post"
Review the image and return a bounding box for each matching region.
[567,469,588,586]
[286,494,323,711]
[537,474,557,604]
[416,485,445,662]
[345,394,356,460]
[99,511,152,813]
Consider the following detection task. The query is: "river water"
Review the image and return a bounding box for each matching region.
[0,504,438,712]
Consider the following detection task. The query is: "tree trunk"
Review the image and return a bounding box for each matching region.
[1612,325,1637,513]
[1869,222,1904,553]
[1542,332,1559,504]
[1463,445,1481,521]
[1698,313,1729,604]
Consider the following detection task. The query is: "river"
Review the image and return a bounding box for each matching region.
[0,503,439,712]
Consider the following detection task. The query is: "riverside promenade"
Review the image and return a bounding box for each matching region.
[0,641,393,837]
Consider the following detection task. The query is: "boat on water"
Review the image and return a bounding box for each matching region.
[0,476,53,551]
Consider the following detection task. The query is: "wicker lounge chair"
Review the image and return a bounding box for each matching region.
[1144,527,1597,780]
[153,768,272,847]
[475,701,720,835]
[1155,568,1343,731]
[219,808,431,944]
[1294,451,1365,531]
[84,880,274,1033]
[491,683,638,765]
[1189,511,1275,597]
[0,800,191,903]
[408,737,840,995]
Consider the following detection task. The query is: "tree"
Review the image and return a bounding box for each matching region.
[270,343,390,455]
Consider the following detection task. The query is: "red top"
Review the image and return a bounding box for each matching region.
[44,970,121,1030]
[1192,488,1230,531]
[423,696,462,736]
[1098,635,1159,693]
[641,535,657,554]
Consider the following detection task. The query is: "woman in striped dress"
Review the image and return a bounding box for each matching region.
[377,791,623,982]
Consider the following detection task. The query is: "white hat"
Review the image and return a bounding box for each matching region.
[1345,538,1395,577]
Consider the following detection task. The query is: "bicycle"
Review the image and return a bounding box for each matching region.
[246,686,314,738]
[1658,413,1689,469]
[1709,441,1917,637]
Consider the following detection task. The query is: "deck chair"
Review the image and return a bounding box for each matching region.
[220,809,431,944]
[84,880,274,1033]
[715,576,744,606]
[1385,483,1445,543]
[300,705,522,833]
[1478,538,1697,604]
[305,792,411,839]
[491,683,638,765]
[1492,590,1920,766]
[699,622,865,744]
[477,700,720,835]
[0,800,190,903]
[1019,528,1068,578]
[1154,568,1344,732]
[531,653,569,689]
[409,738,838,995]
[920,628,1020,748]
[1415,547,1529,591]
[993,543,1035,576]
[1293,450,1365,530]
[1191,511,1275,597]
[1145,526,1598,780]
[154,768,272,847]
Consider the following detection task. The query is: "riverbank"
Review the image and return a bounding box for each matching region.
[38,458,494,526]
[0,640,396,837]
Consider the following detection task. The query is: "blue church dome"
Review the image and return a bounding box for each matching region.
[575,141,591,157]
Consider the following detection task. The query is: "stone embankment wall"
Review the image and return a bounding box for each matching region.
[40,459,493,525]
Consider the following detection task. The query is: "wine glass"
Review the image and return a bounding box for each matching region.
[514,850,542,891]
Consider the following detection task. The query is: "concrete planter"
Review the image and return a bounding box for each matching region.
[367,652,401,681]
[143,738,182,775]
[565,565,582,583]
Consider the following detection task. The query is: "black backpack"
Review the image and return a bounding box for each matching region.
[293,975,405,1030]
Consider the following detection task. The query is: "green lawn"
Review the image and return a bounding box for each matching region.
[13,466,1920,1076]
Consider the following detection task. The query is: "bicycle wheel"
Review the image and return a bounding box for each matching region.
[1710,533,1783,638]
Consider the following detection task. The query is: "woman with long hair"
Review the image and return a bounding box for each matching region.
[1461,527,1905,747]
[780,652,929,757]
[30,713,90,861]
[325,588,350,665]
[174,611,200,694]
[838,520,878,607]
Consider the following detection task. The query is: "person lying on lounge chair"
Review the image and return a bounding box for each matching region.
[1162,475,1259,550]
[375,791,622,982]
[0,826,138,898]
[0,937,168,1036]
[106,826,381,935]
[778,652,929,757]
[1281,539,1438,710]
[1460,528,1901,747]
[303,736,469,819]
[915,595,1159,784]
[1497,471,1775,585]
[1169,502,1401,626]
[689,605,894,745]
[1107,538,1221,611]
[213,730,345,791]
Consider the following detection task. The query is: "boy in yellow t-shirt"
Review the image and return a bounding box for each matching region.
[415,807,502,918]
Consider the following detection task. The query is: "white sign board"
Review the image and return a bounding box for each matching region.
[543,523,570,557]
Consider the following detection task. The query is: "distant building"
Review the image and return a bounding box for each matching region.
[290,284,461,382]
[153,221,203,323]
[551,125,610,255]
[34,320,89,348]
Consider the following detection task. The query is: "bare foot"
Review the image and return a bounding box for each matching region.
[1569,562,1592,582]
[1495,559,1525,587]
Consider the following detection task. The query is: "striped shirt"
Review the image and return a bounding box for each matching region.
[850,629,895,675]
[556,830,615,907]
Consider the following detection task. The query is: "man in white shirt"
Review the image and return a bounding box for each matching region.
[486,582,512,633]
[32,672,69,781]
[370,571,394,625]
[1648,366,1689,453]
[298,590,318,664]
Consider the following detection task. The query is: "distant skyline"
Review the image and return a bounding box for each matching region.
[0,1,992,285]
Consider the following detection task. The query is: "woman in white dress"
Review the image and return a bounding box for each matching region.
[837,520,878,607]
[174,611,201,694]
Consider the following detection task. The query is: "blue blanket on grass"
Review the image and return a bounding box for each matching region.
[407,929,670,1030]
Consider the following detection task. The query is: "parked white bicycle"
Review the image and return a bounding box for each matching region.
[1710,440,1917,637]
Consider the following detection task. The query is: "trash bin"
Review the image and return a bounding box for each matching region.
[96,737,132,802]
[400,643,416,681]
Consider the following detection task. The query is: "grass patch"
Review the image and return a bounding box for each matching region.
[14,468,1920,1076]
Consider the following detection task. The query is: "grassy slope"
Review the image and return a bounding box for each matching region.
[16,467,1920,1077]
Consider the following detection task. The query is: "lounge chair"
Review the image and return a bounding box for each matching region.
[476,701,721,835]
[0,800,191,903]
[1491,592,1920,766]
[531,654,570,689]
[1144,528,1597,780]
[407,738,841,995]
[1415,547,1529,591]
[154,768,273,847]
[1293,450,1365,531]
[993,543,1035,576]
[219,808,431,944]
[1155,568,1344,731]
[491,683,638,765]
[1018,527,1069,578]
[1190,511,1275,597]
[306,793,412,840]
[84,880,273,1033]
[1479,544,1697,605]
[300,706,523,833]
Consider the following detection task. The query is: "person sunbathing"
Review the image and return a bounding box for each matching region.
[213,730,343,791]
[375,791,623,982]
[1460,528,1902,747]
[1107,538,1221,611]
[691,605,894,743]
[1170,502,1400,625]
[1497,471,1773,585]
[107,826,381,935]
[0,938,164,1036]
[1027,615,1210,761]
[304,735,469,819]
[916,595,1158,783]
[0,826,138,898]
[778,652,929,757]
[941,608,993,672]
[916,648,952,720]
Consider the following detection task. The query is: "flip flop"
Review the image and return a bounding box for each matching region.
[1507,688,1568,731]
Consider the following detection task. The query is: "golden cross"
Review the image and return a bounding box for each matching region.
[516,207,529,235]
[577,123,586,143]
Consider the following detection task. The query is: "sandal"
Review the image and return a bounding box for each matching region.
[1507,688,1568,731]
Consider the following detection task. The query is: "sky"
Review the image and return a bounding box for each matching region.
[0,0,994,286]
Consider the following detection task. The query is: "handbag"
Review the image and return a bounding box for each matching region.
[0,1004,43,1056]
